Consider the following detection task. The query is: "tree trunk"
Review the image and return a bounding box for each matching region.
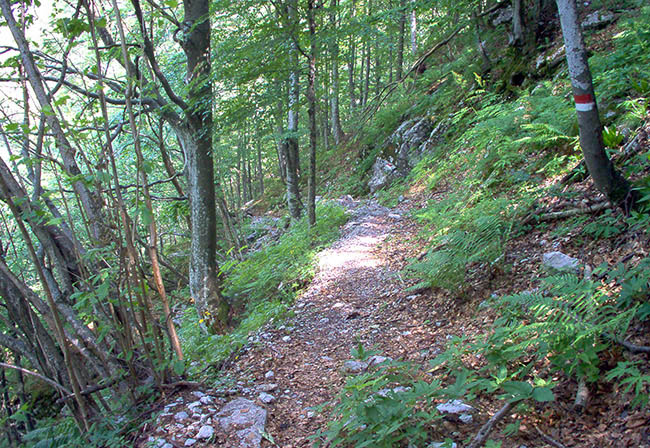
[181,0,228,332]
[410,1,417,54]
[307,0,318,226]
[348,0,357,111]
[511,0,524,47]
[555,0,633,209]
[330,0,343,144]
[396,0,406,79]
[285,0,303,220]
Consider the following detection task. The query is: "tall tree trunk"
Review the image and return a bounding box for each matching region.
[256,139,264,196]
[285,0,303,220]
[181,0,229,332]
[410,1,417,54]
[511,0,524,46]
[555,0,633,209]
[307,0,318,226]
[330,0,343,144]
[396,0,406,79]
[348,0,357,111]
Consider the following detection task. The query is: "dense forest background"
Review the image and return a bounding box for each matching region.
[0,0,649,446]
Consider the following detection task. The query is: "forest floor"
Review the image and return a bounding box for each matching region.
[142,184,650,448]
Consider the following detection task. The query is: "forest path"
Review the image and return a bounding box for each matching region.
[225,196,443,447]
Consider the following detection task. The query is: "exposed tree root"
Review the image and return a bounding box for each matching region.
[573,378,589,413]
[534,425,568,448]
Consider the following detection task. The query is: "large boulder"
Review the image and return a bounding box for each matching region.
[368,158,397,193]
[392,118,434,174]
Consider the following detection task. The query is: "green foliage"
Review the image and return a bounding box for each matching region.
[313,352,442,448]
[21,417,128,448]
[409,196,515,292]
[605,256,650,320]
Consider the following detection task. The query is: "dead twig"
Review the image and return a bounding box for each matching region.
[467,401,515,448]
[534,425,568,448]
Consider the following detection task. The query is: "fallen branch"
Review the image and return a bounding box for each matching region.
[573,378,589,413]
[534,425,568,448]
[522,201,609,225]
[618,339,650,354]
[467,401,515,448]
[0,362,71,395]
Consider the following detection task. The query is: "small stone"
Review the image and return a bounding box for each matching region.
[174,411,189,421]
[257,383,277,392]
[199,396,213,405]
[258,392,275,404]
[341,360,368,374]
[162,444,173,448]
[282,335,291,342]
[319,317,330,325]
[459,414,473,424]
[196,425,214,439]
[429,442,457,448]
[307,411,315,418]
[265,370,275,379]
[184,439,196,447]
[436,399,475,415]
[367,355,391,366]
[542,251,580,273]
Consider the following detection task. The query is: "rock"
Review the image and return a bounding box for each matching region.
[492,5,513,26]
[535,45,566,71]
[377,386,411,397]
[184,439,196,447]
[264,370,274,380]
[369,158,397,193]
[258,392,275,404]
[162,444,174,448]
[174,411,189,421]
[200,396,213,405]
[430,442,458,448]
[459,414,473,424]
[191,391,205,399]
[393,118,434,174]
[196,425,214,439]
[218,398,267,448]
[256,383,277,392]
[542,251,580,273]
[319,317,330,325]
[436,399,475,415]
[367,355,391,366]
[581,10,615,29]
[341,360,368,374]
[281,335,291,343]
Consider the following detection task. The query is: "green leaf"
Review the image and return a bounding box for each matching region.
[501,381,532,400]
[172,359,185,376]
[532,387,555,402]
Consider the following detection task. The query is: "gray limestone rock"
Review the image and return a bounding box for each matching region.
[542,251,580,273]
[368,158,397,193]
[436,399,475,415]
[258,392,275,404]
[581,10,615,29]
[196,425,214,440]
[217,398,267,448]
[341,360,368,374]
[173,411,189,421]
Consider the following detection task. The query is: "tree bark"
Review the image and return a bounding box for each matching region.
[511,0,524,47]
[180,0,229,332]
[410,1,417,54]
[285,0,303,220]
[307,0,318,227]
[330,0,343,144]
[555,0,633,209]
[396,0,406,79]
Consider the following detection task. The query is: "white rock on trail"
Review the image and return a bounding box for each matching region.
[436,399,475,415]
[196,425,214,439]
[542,251,580,273]
[217,398,267,448]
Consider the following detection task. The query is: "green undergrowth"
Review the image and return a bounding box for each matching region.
[316,6,650,447]
[179,202,348,372]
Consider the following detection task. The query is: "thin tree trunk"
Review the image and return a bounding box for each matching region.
[396,0,406,79]
[511,0,524,46]
[307,0,318,226]
[348,0,357,111]
[555,0,632,209]
[410,1,417,54]
[330,0,343,143]
[285,0,303,220]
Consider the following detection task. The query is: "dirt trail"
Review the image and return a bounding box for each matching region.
[225,197,440,447]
